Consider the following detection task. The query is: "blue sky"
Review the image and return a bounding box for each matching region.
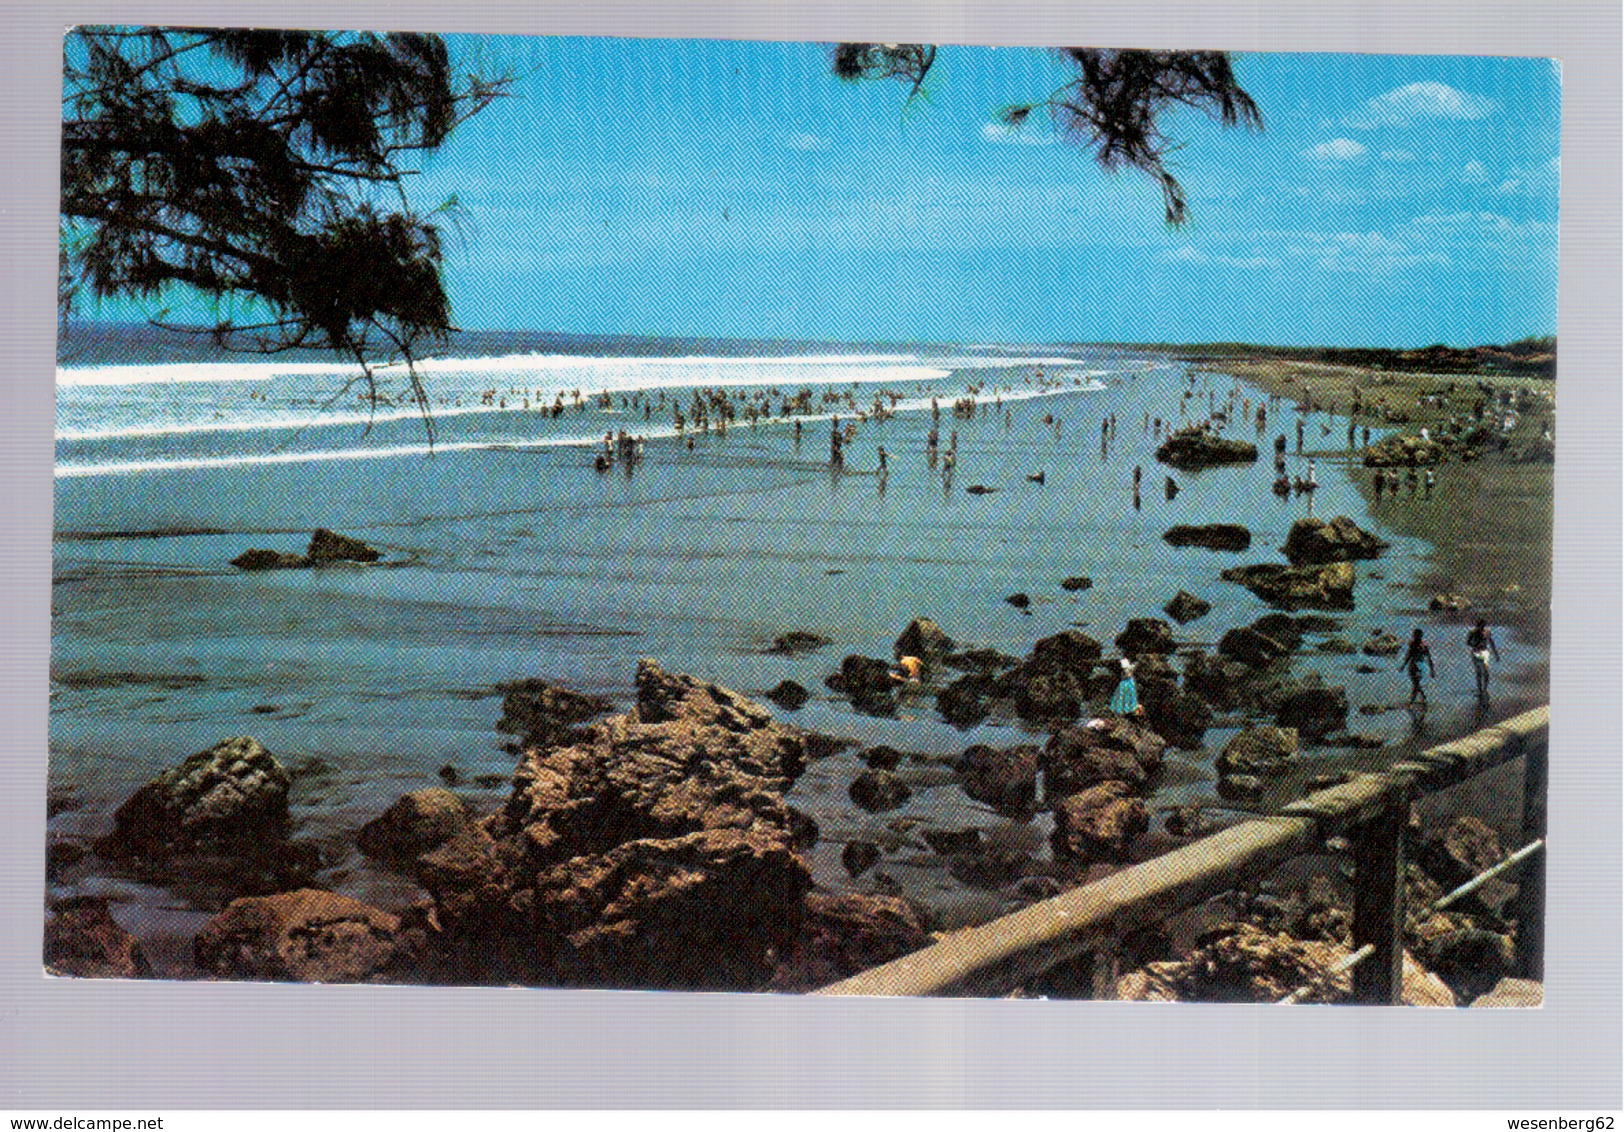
[84,35,1565,348]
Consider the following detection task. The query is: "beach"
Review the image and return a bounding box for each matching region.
[47,328,1553,990]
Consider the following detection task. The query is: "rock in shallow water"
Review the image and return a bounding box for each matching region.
[194,888,405,983]
[45,897,151,979]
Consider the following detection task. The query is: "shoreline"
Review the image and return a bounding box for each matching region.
[1205,355,1553,656]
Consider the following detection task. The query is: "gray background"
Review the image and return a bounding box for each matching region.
[2,0,1617,1110]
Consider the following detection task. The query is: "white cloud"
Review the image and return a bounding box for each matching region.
[1288,230,1449,274]
[981,122,1053,146]
[1461,160,1489,184]
[784,132,829,152]
[1346,81,1498,128]
[1304,137,1368,161]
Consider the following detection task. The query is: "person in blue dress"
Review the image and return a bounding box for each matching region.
[1109,658,1139,716]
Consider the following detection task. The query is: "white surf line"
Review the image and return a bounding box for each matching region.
[54,376,1112,478]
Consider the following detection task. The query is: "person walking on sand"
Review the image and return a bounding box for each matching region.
[1109,658,1140,716]
[1466,619,1501,701]
[1401,628,1436,707]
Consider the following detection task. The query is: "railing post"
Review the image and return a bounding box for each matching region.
[1350,785,1407,1004]
[1512,743,1547,980]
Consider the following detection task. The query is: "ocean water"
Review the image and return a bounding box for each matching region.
[49,325,1548,973]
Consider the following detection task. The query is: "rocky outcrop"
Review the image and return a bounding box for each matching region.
[1280,516,1388,567]
[1114,924,1453,1006]
[1220,561,1356,610]
[987,630,1105,726]
[1273,681,1349,740]
[357,788,471,862]
[849,770,911,813]
[194,888,406,983]
[1163,590,1211,624]
[1362,631,1402,657]
[495,679,613,746]
[825,655,897,716]
[894,618,955,662]
[230,549,307,571]
[1051,781,1149,861]
[1060,576,1094,592]
[958,744,1040,810]
[93,737,319,904]
[532,828,811,990]
[771,892,933,992]
[1115,618,1176,657]
[1216,726,1300,776]
[1418,816,1510,902]
[305,528,381,564]
[1362,434,1447,468]
[1043,718,1166,796]
[768,630,830,654]
[766,680,809,710]
[1218,625,1292,667]
[936,673,993,728]
[45,897,151,979]
[1163,524,1252,552]
[1155,427,1258,471]
[414,662,814,990]
[230,529,381,571]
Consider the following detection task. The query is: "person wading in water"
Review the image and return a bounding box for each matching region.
[1467,619,1501,701]
[1401,627,1437,708]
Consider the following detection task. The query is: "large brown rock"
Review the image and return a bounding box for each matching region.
[1281,516,1389,567]
[1043,718,1166,796]
[230,548,307,571]
[772,892,933,991]
[96,736,292,859]
[417,662,816,990]
[937,673,993,728]
[1155,427,1258,471]
[1162,523,1252,552]
[357,788,471,862]
[194,889,405,983]
[1051,781,1149,860]
[849,769,911,812]
[44,897,151,979]
[92,737,320,905]
[532,827,812,990]
[1220,561,1357,610]
[496,679,613,746]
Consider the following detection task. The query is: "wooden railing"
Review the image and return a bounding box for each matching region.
[816,705,1549,1001]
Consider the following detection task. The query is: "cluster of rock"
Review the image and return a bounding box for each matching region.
[230,529,381,571]
[1154,426,1259,471]
[1210,515,1384,611]
[50,663,932,991]
[1113,812,1535,1006]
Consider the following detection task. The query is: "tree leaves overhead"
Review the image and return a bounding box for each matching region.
[833,44,1262,225]
[60,26,509,437]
